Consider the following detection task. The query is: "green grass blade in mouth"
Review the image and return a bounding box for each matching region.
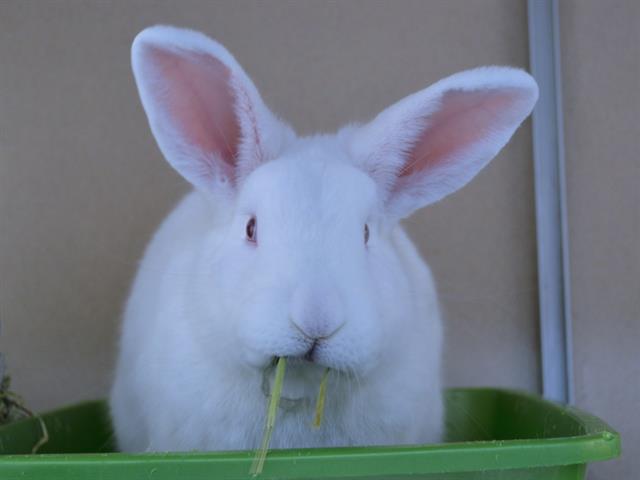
[313,368,330,428]
[250,356,287,476]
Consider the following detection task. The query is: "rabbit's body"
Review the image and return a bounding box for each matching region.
[111,158,443,452]
[112,148,442,451]
[110,26,537,452]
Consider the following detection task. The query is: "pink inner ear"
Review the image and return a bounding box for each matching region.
[147,46,240,174]
[401,89,520,177]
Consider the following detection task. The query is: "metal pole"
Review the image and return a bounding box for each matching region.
[527,0,574,404]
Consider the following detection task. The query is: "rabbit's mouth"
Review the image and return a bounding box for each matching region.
[272,355,315,368]
[261,357,328,409]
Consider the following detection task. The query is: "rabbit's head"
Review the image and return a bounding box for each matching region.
[132,26,538,385]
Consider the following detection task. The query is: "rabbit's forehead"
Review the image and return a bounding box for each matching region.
[240,155,377,222]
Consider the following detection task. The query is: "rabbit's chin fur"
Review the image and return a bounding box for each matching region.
[110,146,444,452]
[110,25,537,453]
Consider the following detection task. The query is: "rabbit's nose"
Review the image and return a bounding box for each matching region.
[290,283,345,341]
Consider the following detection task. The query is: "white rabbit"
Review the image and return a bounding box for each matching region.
[110,25,538,452]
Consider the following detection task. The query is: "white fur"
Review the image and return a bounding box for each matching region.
[110,25,538,452]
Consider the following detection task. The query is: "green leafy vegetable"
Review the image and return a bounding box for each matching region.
[0,352,48,453]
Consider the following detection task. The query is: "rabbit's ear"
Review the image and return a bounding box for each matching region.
[349,67,538,219]
[132,26,292,195]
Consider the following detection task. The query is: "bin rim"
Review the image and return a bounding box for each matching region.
[0,387,621,477]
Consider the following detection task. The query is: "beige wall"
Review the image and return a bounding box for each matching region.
[0,0,635,476]
[560,1,639,478]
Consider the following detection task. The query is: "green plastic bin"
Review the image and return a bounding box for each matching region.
[0,388,620,479]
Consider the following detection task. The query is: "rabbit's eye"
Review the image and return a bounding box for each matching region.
[364,224,370,245]
[246,216,257,243]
